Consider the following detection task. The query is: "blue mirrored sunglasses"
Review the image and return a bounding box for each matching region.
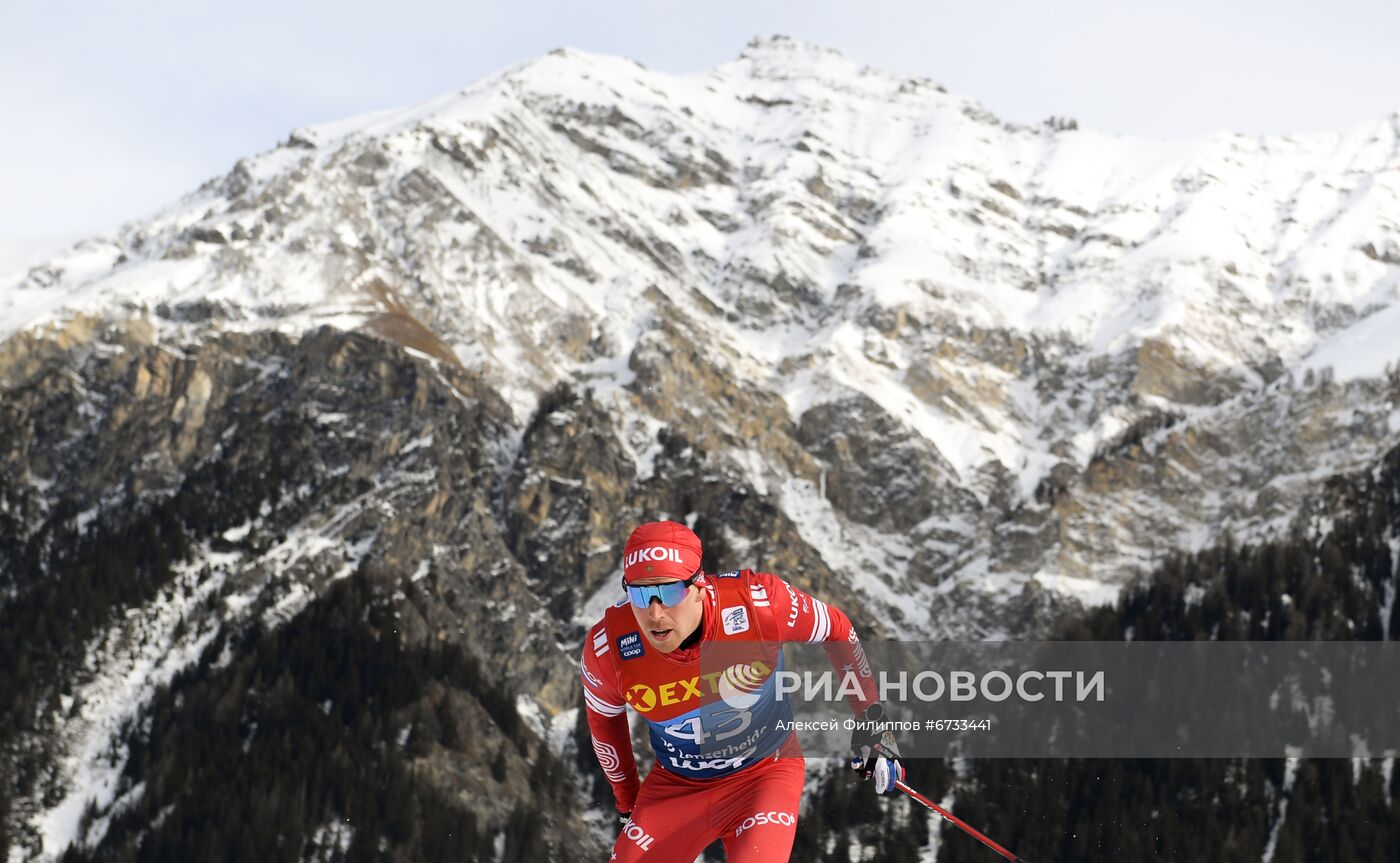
[623,571,701,608]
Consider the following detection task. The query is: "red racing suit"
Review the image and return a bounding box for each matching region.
[580,569,877,861]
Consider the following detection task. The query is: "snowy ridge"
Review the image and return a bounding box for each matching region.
[8,39,1400,372]
[3,35,1400,621]
[24,510,386,859]
[23,547,237,858]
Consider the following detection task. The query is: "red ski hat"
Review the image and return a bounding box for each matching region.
[622,520,703,583]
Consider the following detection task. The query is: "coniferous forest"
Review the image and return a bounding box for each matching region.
[57,570,578,863]
[0,403,585,862]
[790,443,1400,862]
[2,528,582,861]
[3,427,1398,860]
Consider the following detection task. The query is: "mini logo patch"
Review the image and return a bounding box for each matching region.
[618,632,645,660]
[716,570,741,579]
[722,606,750,635]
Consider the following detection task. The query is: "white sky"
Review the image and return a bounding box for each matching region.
[1,1,1397,244]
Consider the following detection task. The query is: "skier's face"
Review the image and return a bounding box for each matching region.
[629,577,703,652]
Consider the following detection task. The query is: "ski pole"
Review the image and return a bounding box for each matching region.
[893,779,1029,862]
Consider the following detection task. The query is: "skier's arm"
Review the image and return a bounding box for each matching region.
[753,572,878,714]
[580,626,641,813]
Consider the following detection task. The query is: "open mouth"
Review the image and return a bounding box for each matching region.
[649,628,674,640]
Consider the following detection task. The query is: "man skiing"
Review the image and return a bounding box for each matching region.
[580,520,903,862]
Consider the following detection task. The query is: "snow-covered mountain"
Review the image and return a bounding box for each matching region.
[7,36,1399,618]
[3,35,1400,860]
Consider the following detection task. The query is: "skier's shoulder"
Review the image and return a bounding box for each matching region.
[590,598,636,635]
[580,616,627,706]
[708,569,797,628]
[709,568,770,600]
[709,567,785,587]
[715,568,797,603]
[582,600,632,659]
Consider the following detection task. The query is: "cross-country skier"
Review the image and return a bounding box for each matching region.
[580,520,903,862]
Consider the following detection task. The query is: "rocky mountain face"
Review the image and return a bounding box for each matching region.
[3,35,1400,860]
